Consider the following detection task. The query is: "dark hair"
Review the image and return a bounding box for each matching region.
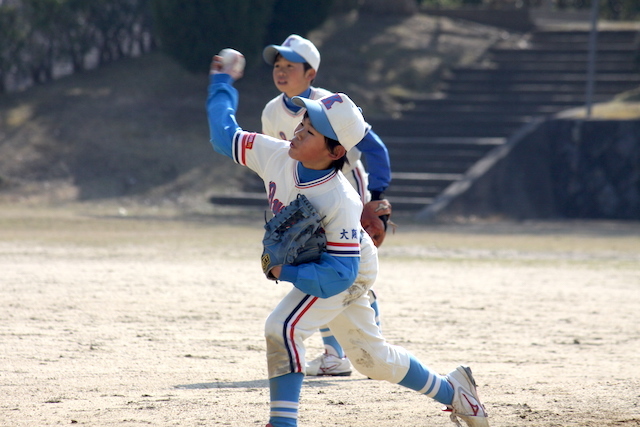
[325,136,349,171]
[302,111,348,171]
[302,62,313,73]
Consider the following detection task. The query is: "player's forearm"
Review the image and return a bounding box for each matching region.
[206,74,241,159]
[279,254,359,298]
[357,130,391,193]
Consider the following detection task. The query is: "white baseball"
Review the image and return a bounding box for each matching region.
[218,48,245,76]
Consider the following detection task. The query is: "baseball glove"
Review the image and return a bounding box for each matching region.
[261,194,327,281]
[361,198,395,247]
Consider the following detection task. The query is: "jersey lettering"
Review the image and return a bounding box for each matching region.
[340,229,358,240]
[321,94,343,110]
[244,133,256,149]
[268,181,285,214]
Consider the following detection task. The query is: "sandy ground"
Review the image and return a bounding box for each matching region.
[1,203,640,427]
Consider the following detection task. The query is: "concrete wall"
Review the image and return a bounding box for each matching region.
[548,119,640,219]
[427,119,640,221]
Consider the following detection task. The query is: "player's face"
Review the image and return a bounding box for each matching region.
[289,117,334,170]
[273,56,316,98]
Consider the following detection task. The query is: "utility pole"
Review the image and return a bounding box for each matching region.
[585,0,600,118]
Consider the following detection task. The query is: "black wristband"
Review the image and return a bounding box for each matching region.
[370,191,385,201]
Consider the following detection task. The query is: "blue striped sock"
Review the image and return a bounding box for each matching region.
[369,290,381,330]
[398,356,454,405]
[269,373,303,427]
[320,328,345,358]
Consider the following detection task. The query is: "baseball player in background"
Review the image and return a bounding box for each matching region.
[261,34,393,377]
[206,48,489,427]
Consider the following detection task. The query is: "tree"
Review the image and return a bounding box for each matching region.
[0,5,27,93]
[21,0,69,84]
[151,0,276,74]
[264,0,336,45]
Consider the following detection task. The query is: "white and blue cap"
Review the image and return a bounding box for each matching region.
[263,34,321,71]
[292,93,367,152]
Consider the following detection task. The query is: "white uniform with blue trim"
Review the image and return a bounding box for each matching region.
[262,89,371,203]
[230,130,409,380]
[207,74,412,385]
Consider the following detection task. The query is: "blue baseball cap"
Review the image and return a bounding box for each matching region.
[292,93,366,151]
[263,34,321,71]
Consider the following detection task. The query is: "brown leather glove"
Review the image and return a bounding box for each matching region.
[361,199,393,247]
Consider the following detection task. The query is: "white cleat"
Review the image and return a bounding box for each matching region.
[305,352,352,376]
[444,365,489,427]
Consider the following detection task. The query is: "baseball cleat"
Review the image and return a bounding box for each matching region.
[305,352,352,376]
[444,365,489,427]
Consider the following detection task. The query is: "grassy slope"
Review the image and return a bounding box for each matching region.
[0,11,636,211]
[0,53,224,205]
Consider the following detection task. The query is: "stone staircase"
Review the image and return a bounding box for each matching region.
[370,26,640,213]
[210,26,640,212]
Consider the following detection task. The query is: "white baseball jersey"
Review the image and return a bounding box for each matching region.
[261,89,371,203]
[231,130,376,269]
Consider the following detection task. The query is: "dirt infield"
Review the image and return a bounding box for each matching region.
[1,204,639,427]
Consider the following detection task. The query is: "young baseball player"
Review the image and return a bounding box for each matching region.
[206,49,489,427]
[261,34,392,376]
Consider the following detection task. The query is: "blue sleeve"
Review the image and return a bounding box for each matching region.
[206,73,241,159]
[279,253,359,298]
[355,129,391,194]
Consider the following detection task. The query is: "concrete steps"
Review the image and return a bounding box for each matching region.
[373,26,640,213]
[382,136,502,210]
[209,26,640,214]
